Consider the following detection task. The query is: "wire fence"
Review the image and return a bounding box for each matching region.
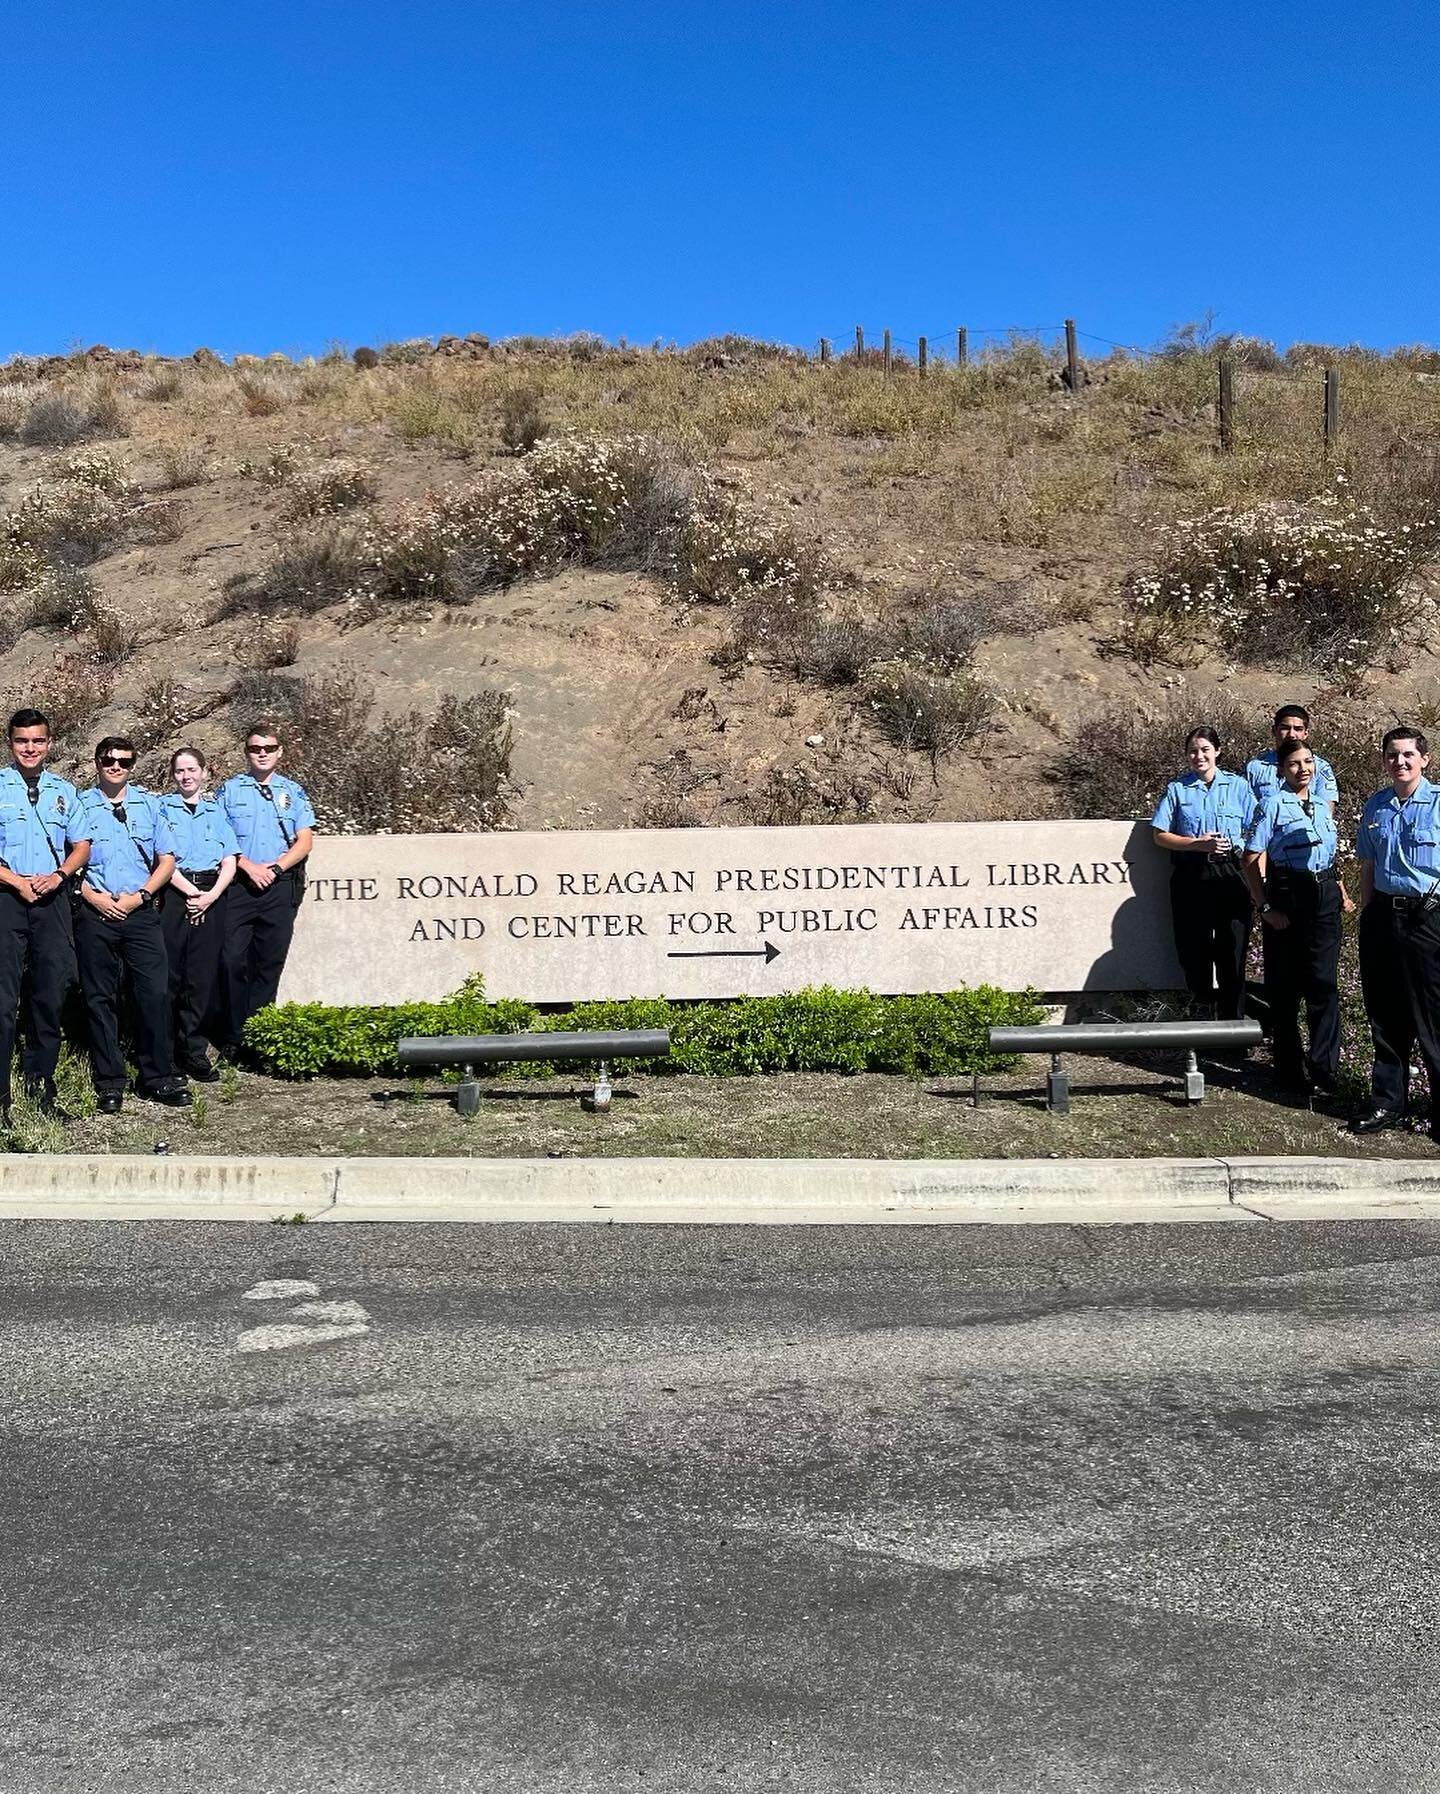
[789,317,1440,453]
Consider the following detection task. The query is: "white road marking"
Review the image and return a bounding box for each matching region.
[288,1299,371,1324]
[235,1283,372,1354]
[242,1279,321,1301]
[236,1320,369,1354]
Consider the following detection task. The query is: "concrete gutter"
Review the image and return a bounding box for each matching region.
[2,1153,1440,1224]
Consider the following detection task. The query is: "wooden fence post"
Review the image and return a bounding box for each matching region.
[855,325,864,359]
[818,337,830,365]
[918,335,927,377]
[956,326,968,368]
[883,328,892,381]
[1064,318,1079,392]
[1323,366,1339,447]
[1218,358,1235,453]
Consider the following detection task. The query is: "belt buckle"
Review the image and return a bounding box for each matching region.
[1393,894,1415,911]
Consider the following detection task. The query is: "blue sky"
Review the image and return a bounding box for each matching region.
[3,0,1436,358]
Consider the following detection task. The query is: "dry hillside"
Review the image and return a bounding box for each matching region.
[2,331,1439,831]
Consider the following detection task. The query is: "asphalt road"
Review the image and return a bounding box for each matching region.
[4,1217,1440,1793]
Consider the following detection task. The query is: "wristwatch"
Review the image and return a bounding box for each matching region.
[139,890,155,909]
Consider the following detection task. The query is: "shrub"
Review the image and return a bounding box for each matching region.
[30,653,115,742]
[3,474,131,567]
[1054,689,1260,819]
[141,365,186,402]
[223,526,366,616]
[866,668,993,759]
[229,669,513,833]
[891,580,1034,670]
[155,443,210,489]
[0,383,41,438]
[353,346,380,369]
[56,449,134,496]
[133,672,198,747]
[242,979,1045,1079]
[734,764,877,826]
[229,668,303,724]
[77,595,140,666]
[237,442,302,486]
[24,562,99,628]
[794,617,874,685]
[236,372,288,417]
[133,499,185,545]
[238,618,301,670]
[281,458,376,520]
[498,384,546,454]
[1125,487,1431,675]
[21,395,93,446]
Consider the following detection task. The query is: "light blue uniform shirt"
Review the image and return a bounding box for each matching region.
[1151,770,1257,853]
[77,785,177,896]
[159,793,239,873]
[1245,750,1338,806]
[0,767,88,877]
[217,773,315,862]
[1245,789,1337,871]
[1356,777,1440,897]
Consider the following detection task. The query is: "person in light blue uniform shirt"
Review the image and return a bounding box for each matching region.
[1244,705,1338,808]
[74,736,190,1112]
[0,707,91,1112]
[1351,725,1440,1137]
[1151,724,1258,1025]
[215,722,316,1056]
[160,747,239,1082]
[1241,740,1351,1098]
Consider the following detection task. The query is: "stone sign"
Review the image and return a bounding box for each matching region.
[276,820,1183,1005]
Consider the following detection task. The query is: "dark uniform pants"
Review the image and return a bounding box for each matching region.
[161,886,228,1069]
[75,903,175,1093]
[1262,871,1342,1087]
[1169,867,1253,1021]
[0,888,76,1103]
[219,871,301,1051]
[1359,898,1440,1114]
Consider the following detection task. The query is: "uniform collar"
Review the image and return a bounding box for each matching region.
[1387,775,1437,808]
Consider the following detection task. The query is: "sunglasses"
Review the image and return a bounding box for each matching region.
[246,743,280,755]
[99,754,135,768]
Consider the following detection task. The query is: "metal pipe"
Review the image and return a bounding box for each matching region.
[397,1030,671,1069]
[988,1021,1261,1053]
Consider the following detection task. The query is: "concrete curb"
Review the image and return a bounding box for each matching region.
[2,1152,1440,1224]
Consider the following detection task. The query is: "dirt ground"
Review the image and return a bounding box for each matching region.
[7,344,1440,832]
[51,1054,1440,1162]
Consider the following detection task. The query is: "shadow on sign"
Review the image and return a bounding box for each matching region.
[1080,821,1185,992]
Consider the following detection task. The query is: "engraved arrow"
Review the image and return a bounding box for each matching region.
[666,941,781,963]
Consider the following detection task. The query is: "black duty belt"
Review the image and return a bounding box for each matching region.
[181,868,220,890]
[1388,890,1440,916]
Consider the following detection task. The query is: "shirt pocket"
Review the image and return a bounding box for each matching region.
[1175,793,1208,835]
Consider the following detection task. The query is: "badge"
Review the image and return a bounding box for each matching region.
[56,795,66,815]
[276,791,290,811]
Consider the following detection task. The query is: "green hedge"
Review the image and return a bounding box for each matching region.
[242,976,1044,1080]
